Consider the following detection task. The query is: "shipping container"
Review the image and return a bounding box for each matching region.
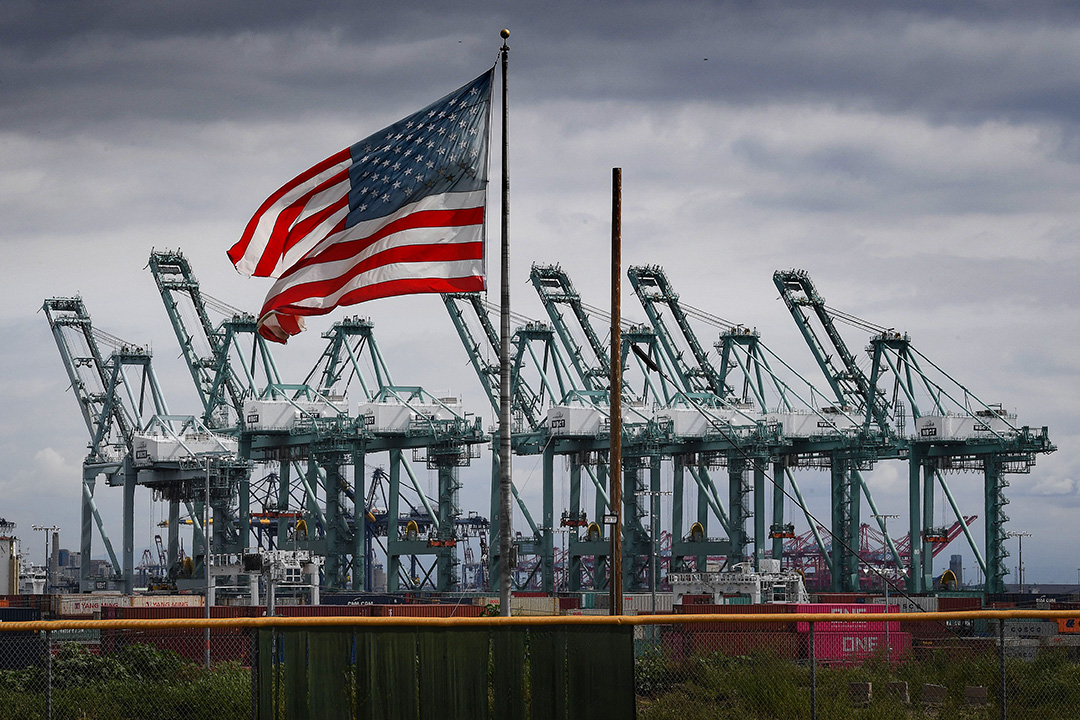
[510,596,559,616]
[1057,618,1080,634]
[674,603,799,633]
[0,608,42,670]
[378,604,484,618]
[127,594,204,609]
[872,595,937,613]
[277,605,371,617]
[688,631,804,660]
[937,595,983,611]
[320,592,407,606]
[795,603,897,633]
[901,619,952,639]
[53,592,125,618]
[811,630,911,666]
[623,594,674,614]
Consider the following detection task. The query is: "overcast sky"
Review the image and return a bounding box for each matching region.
[1,1,1076,585]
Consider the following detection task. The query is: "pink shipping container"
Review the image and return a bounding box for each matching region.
[795,604,898,633]
[811,630,911,666]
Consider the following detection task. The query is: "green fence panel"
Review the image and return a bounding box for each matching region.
[356,627,418,720]
[284,630,308,720]
[258,629,276,720]
[417,629,490,720]
[492,627,527,719]
[529,627,567,720]
[309,629,353,720]
[566,626,635,720]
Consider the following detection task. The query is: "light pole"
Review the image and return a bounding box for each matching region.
[873,514,899,662]
[1006,531,1031,593]
[32,525,60,594]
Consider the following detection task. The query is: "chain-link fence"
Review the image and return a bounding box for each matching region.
[0,624,255,720]
[0,610,1078,719]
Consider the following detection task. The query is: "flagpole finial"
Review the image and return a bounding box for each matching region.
[500,28,510,39]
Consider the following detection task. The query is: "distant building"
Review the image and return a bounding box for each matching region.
[0,536,18,594]
[0,518,19,594]
[950,554,963,588]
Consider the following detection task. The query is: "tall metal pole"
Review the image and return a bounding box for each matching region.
[497,28,514,618]
[609,168,623,616]
[873,513,898,663]
[32,525,59,594]
[205,458,211,669]
[1007,530,1030,593]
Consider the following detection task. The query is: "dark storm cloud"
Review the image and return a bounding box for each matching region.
[7,1,1080,134]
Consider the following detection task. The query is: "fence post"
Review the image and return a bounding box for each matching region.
[44,629,52,720]
[250,628,259,720]
[999,619,1006,720]
[810,621,816,720]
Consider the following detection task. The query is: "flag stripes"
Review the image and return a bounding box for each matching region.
[228,67,494,343]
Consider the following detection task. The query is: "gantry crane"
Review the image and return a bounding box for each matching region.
[863,330,1054,592]
[44,297,243,592]
[150,250,488,593]
[776,270,1055,593]
[444,291,623,592]
[629,265,885,586]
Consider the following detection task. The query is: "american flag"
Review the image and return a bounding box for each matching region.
[228,68,494,343]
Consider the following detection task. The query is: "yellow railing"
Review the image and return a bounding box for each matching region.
[0,608,1075,631]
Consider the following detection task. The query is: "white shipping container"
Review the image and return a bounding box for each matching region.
[623,593,674,614]
[872,595,938,613]
[656,408,709,437]
[55,593,126,617]
[132,433,238,466]
[915,414,1014,441]
[547,406,603,437]
[767,410,855,438]
[357,402,414,432]
[244,398,347,432]
[510,596,560,616]
[128,595,204,608]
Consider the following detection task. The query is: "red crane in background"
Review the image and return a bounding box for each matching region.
[783,516,976,592]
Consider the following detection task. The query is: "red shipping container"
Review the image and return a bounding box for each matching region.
[675,604,799,633]
[795,604,898,633]
[937,596,981,612]
[379,604,483,618]
[901,619,951,639]
[811,630,911,666]
[558,597,580,610]
[278,605,371,617]
[689,631,804,660]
